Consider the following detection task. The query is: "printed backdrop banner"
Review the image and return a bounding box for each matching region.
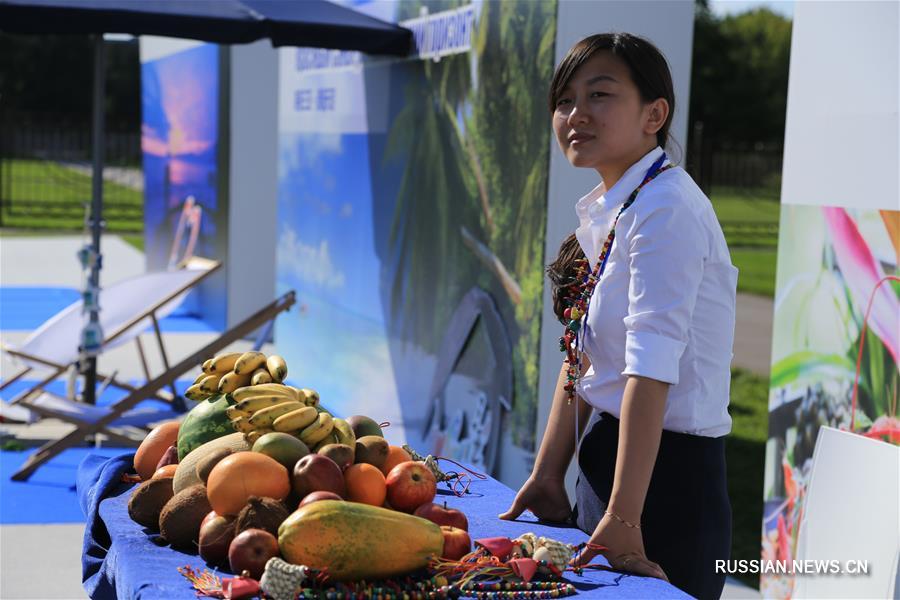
[761,2,899,597]
[275,0,557,485]
[140,39,227,328]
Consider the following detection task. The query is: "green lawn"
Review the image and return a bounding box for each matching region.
[121,234,145,252]
[726,367,770,589]
[0,160,780,298]
[0,159,143,232]
[709,186,780,297]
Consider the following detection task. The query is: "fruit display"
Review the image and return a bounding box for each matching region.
[125,348,481,586]
[278,500,445,581]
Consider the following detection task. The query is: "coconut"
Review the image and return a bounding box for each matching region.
[233,496,289,537]
[159,484,212,548]
[195,447,233,485]
[128,478,175,529]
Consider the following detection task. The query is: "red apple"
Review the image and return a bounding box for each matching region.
[292,454,346,501]
[413,501,468,531]
[385,461,436,512]
[440,526,471,560]
[228,528,279,580]
[198,511,236,566]
[297,490,343,509]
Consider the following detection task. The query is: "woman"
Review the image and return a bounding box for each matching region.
[500,33,737,600]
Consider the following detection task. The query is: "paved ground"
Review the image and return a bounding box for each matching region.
[0,233,768,599]
[733,293,774,375]
[1,524,89,599]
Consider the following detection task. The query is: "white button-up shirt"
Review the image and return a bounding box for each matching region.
[574,146,737,437]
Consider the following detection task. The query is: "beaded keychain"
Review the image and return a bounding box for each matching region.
[558,153,674,407]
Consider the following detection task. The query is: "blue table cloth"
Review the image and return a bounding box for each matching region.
[77,453,691,599]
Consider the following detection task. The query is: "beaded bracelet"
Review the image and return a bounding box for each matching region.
[462,581,577,599]
[605,510,641,529]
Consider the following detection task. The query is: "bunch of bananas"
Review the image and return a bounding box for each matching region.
[185,351,289,402]
[224,385,356,449]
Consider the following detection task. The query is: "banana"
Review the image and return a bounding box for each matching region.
[331,417,356,447]
[299,412,334,447]
[225,405,251,420]
[234,395,296,414]
[299,388,320,407]
[184,384,210,402]
[272,405,318,433]
[201,358,214,374]
[250,368,273,386]
[209,352,242,373]
[234,351,267,375]
[266,355,288,382]
[230,416,256,434]
[193,371,208,385]
[218,372,251,394]
[198,374,222,395]
[244,429,273,445]
[313,432,340,452]
[248,401,306,428]
[232,384,298,403]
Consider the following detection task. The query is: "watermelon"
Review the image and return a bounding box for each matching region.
[176,394,237,460]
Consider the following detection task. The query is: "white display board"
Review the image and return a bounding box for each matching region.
[762,3,899,598]
[781,1,899,210]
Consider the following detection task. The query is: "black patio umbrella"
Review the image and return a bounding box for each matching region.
[0,0,411,404]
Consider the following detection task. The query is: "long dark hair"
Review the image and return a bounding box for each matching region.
[547,233,587,324]
[548,32,676,151]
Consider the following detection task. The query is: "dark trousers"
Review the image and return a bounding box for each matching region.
[573,411,732,600]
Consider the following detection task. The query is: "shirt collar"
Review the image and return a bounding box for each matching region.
[574,146,666,223]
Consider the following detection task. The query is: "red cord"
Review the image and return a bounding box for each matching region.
[851,275,900,431]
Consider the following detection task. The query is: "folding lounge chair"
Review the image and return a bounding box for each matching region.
[1,260,296,479]
[2,257,222,419]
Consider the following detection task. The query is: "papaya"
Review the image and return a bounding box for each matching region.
[278,500,443,580]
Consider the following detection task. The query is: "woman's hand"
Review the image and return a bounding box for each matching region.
[571,513,668,581]
[498,475,571,523]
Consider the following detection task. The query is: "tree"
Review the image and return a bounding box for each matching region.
[0,33,140,129]
[689,5,792,148]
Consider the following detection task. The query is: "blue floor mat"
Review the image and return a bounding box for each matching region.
[0,286,219,332]
[0,445,133,524]
[0,378,193,524]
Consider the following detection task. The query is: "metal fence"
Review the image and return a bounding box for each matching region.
[686,123,784,195]
[0,118,143,230]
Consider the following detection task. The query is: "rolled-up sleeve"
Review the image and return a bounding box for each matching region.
[621,189,707,385]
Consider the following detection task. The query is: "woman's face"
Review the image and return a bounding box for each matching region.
[552,51,660,177]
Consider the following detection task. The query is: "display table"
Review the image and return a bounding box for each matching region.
[76,453,690,599]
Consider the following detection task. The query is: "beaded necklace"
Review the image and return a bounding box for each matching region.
[559,154,674,404]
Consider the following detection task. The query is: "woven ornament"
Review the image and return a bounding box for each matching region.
[259,557,310,600]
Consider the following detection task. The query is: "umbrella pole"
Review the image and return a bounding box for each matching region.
[83,35,105,406]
